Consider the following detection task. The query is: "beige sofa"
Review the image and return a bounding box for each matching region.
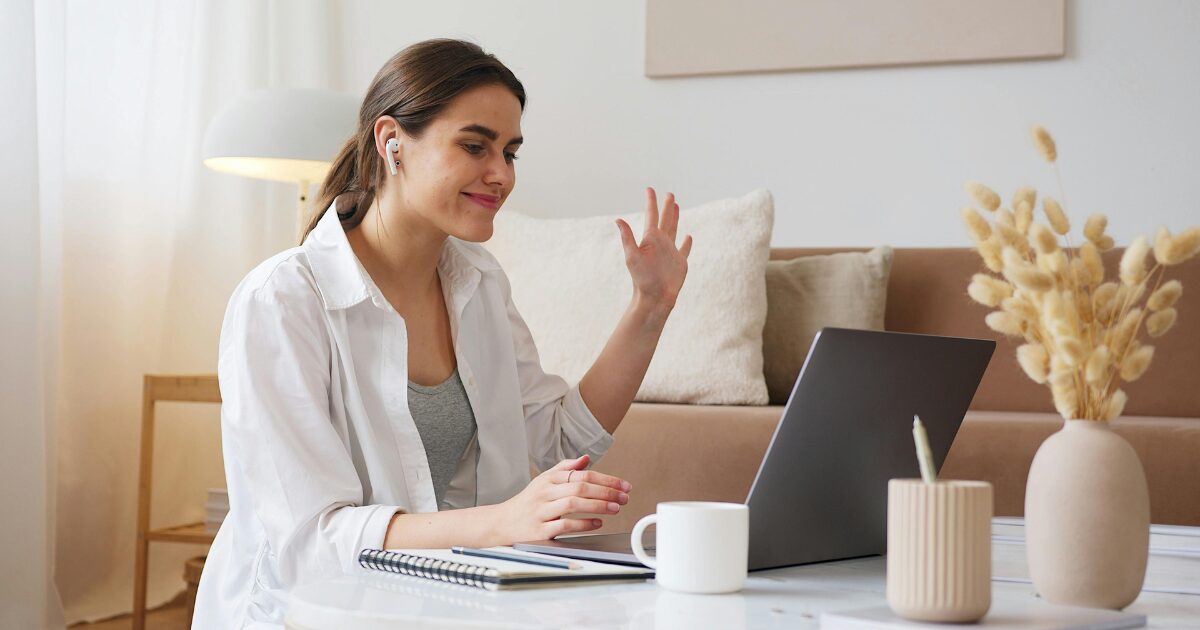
[593,247,1200,532]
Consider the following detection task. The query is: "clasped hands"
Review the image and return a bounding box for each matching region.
[492,454,631,542]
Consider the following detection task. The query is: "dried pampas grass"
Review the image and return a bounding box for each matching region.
[1177,228,1200,261]
[986,311,1024,336]
[1017,343,1050,384]
[1085,346,1110,384]
[1120,236,1150,286]
[1119,345,1154,382]
[1032,126,1057,162]
[959,125,1197,421]
[1014,201,1034,234]
[1093,282,1120,323]
[1146,308,1177,337]
[962,208,991,242]
[1147,280,1182,311]
[977,237,1004,273]
[1084,214,1108,244]
[967,274,1013,307]
[1104,389,1127,421]
[966,181,1001,212]
[1154,227,1200,266]
[1002,294,1039,322]
[1079,243,1104,286]
[1031,223,1059,254]
[1043,198,1070,235]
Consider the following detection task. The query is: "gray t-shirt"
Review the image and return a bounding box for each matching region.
[407,369,478,508]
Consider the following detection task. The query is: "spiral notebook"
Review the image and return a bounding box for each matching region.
[358,547,654,591]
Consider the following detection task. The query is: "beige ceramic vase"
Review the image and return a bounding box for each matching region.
[1025,419,1150,609]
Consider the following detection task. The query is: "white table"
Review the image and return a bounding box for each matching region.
[287,521,1200,629]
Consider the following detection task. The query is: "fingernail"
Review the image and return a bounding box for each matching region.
[607,502,620,513]
[617,493,629,504]
[622,481,632,492]
[593,519,603,527]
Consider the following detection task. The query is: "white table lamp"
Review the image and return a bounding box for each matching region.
[202,88,358,235]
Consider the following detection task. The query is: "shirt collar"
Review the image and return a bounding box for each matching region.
[303,200,498,312]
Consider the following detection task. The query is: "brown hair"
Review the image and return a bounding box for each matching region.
[302,39,525,242]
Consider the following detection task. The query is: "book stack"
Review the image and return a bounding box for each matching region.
[204,488,228,533]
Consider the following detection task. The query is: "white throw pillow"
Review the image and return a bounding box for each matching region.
[485,189,774,405]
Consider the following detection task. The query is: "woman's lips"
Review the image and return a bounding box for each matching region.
[462,192,500,210]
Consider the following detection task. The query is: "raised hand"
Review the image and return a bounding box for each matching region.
[615,188,694,310]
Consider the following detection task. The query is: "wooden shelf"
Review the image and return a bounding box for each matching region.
[135,375,224,630]
[145,521,216,545]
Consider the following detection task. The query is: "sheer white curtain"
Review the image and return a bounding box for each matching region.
[1,0,65,626]
[30,0,342,623]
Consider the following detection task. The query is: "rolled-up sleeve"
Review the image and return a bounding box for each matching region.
[501,279,615,472]
[218,281,399,585]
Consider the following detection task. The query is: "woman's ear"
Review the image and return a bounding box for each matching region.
[373,116,403,175]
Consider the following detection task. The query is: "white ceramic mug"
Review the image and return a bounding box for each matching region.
[631,501,749,594]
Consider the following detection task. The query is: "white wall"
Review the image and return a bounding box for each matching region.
[333,0,1200,247]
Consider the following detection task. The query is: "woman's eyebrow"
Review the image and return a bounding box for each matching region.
[459,123,523,146]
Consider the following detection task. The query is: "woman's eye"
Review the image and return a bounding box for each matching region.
[505,152,519,163]
[463,143,484,154]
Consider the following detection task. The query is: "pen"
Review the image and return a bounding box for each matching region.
[912,415,938,484]
[451,546,582,570]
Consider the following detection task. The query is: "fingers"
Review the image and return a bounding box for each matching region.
[551,480,630,505]
[548,454,588,473]
[662,192,679,241]
[680,234,693,259]
[543,495,622,520]
[555,468,632,492]
[548,517,604,538]
[644,187,659,235]
[615,218,638,259]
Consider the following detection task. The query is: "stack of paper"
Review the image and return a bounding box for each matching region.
[204,488,228,533]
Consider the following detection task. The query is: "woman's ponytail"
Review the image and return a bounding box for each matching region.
[303,138,352,241]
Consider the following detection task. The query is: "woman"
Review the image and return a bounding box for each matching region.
[193,39,692,628]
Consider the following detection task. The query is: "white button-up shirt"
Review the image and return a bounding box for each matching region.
[193,204,615,629]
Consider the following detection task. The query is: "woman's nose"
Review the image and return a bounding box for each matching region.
[482,155,514,190]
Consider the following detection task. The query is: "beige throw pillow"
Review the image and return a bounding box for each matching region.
[763,247,893,404]
[485,190,774,405]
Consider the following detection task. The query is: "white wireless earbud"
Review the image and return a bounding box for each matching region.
[385,138,400,175]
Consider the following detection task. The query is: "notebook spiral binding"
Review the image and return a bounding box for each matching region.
[358,549,495,589]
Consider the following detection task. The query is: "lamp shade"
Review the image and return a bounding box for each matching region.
[201,88,359,184]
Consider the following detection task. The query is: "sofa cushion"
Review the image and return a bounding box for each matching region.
[762,246,892,403]
[486,190,774,405]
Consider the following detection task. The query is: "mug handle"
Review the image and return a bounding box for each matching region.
[630,513,658,569]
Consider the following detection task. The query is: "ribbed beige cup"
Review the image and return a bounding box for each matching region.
[886,479,993,623]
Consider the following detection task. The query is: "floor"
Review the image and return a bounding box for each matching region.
[68,592,191,630]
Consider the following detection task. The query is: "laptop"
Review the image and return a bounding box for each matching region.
[514,328,995,571]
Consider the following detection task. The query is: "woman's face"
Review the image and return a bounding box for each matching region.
[385,83,523,242]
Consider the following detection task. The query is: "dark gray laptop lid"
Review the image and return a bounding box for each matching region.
[746,327,994,570]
